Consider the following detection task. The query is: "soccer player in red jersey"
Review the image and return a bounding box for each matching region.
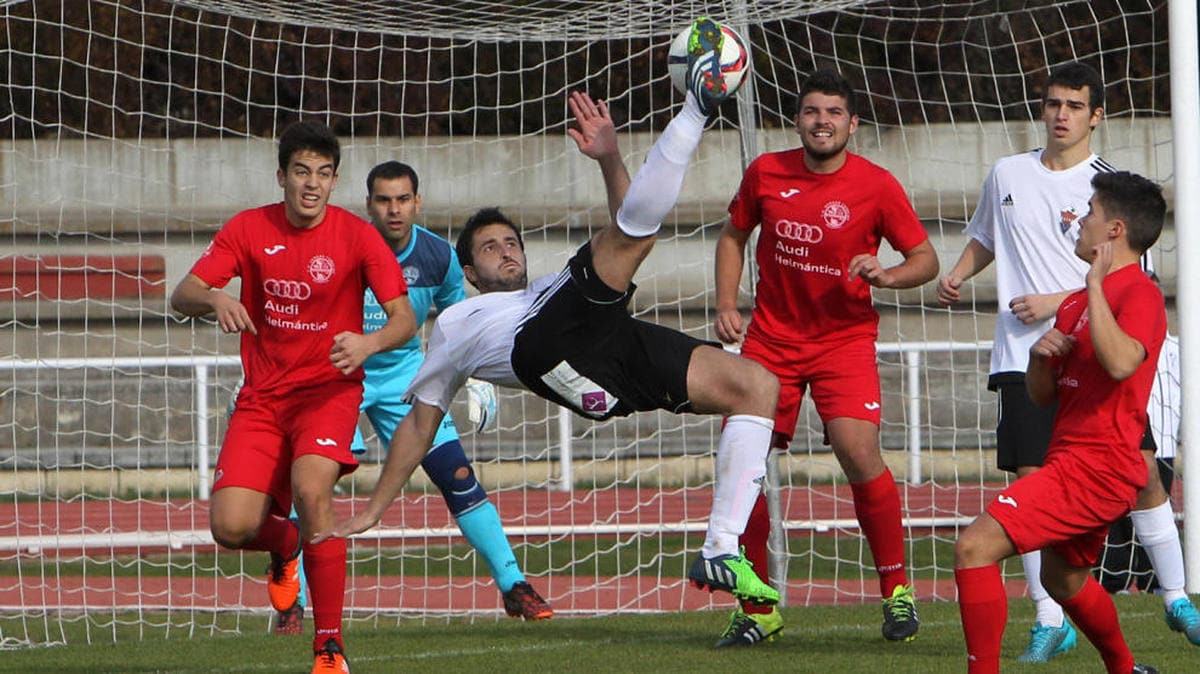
[712,69,938,646]
[954,170,1167,674]
[170,121,416,674]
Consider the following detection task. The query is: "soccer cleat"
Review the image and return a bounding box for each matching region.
[311,638,349,674]
[266,551,302,612]
[683,17,730,115]
[1164,596,1200,645]
[273,600,304,636]
[1131,665,1159,674]
[1015,621,1077,662]
[881,584,919,642]
[688,550,780,605]
[502,581,554,620]
[714,607,784,648]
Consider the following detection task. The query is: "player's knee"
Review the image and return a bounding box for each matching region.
[423,441,488,516]
[291,483,332,521]
[209,519,259,549]
[735,360,779,416]
[953,529,988,568]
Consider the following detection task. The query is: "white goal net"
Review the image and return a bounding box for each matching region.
[0,0,1177,647]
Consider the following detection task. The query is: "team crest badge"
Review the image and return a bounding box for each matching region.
[821,201,850,229]
[307,255,335,283]
[1059,209,1078,234]
[403,266,420,286]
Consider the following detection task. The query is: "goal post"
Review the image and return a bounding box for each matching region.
[0,0,1189,647]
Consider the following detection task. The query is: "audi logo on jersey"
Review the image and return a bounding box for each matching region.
[775,220,824,243]
[263,278,312,300]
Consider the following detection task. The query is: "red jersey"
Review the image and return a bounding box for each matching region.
[190,203,406,394]
[728,149,928,342]
[1046,263,1166,487]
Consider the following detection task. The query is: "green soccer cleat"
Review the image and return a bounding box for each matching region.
[1015,621,1077,662]
[1165,597,1200,645]
[683,17,730,115]
[714,607,784,647]
[688,550,780,605]
[881,584,919,642]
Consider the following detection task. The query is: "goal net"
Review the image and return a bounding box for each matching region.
[0,0,1175,647]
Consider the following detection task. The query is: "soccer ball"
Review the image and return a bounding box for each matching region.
[667,21,751,101]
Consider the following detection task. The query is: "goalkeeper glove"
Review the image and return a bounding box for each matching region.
[465,378,498,433]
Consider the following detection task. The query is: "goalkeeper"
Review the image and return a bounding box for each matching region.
[271,160,553,632]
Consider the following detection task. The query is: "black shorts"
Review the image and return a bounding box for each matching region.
[993,375,1156,472]
[993,377,1056,473]
[510,242,706,420]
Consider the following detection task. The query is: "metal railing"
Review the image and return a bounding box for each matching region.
[1,340,993,498]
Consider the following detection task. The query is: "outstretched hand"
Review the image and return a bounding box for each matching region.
[567,91,618,160]
[310,510,381,545]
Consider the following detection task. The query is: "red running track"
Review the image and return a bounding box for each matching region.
[0,483,1014,613]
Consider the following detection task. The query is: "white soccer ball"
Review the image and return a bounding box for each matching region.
[667,22,751,101]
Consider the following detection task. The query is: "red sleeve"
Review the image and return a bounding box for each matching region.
[189,213,246,289]
[877,172,928,253]
[1114,282,1167,356]
[727,157,762,231]
[360,223,407,303]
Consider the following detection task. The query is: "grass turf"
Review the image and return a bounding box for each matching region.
[0,593,1192,673]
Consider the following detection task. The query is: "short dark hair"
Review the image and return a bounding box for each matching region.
[1091,171,1165,254]
[277,120,341,172]
[796,69,858,116]
[366,161,420,197]
[1046,62,1104,111]
[455,207,524,267]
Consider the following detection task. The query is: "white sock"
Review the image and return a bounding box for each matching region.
[700,414,773,557]
[1132,501,1188,606]
[614,93,707,238]
[1021,551,1064,628]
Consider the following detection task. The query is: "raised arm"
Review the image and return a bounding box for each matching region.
[1085,243,1147,381]
[567,91,629,224]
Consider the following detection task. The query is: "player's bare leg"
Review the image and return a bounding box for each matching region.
[1131,450,1200,644]
[209,486,303,613]
[827,417,917,641]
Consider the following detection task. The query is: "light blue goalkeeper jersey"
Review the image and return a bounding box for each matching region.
[362,224,466,394]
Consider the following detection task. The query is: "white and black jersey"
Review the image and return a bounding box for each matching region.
[403,273,557,412]
[1148,333,1180,460]
[966,149,1119,383]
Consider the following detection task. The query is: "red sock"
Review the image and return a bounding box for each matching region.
[304,537,347,653]
[955,564,1007,674]
[738,493,772,614]
[849,469,907,596]
[1060,576,1133,674]
[248,514,299,559]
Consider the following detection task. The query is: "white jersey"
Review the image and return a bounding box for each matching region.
[403,273,556,412]
[1148,333,1180,460]
[966,149,1116,377]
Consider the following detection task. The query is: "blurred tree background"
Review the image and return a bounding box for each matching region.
[0,0,1169,140]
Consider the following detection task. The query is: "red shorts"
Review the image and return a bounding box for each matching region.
[213,380,362,516]
[740,333,881,446]
[987,450,1138,567]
